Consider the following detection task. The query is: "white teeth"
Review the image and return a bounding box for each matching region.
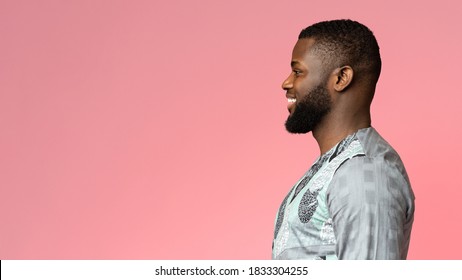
[288,98,296,103]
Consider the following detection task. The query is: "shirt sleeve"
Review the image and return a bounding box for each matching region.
[326,156,414,259]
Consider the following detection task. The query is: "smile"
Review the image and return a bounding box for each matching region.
[288,98,296,103]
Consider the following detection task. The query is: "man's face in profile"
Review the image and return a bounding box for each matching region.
[282,39,332,134]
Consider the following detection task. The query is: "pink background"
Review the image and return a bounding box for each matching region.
[1,0,461,259]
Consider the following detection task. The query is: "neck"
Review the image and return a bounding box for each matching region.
[312,113,371,155]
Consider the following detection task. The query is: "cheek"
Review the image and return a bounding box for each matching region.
[293,78,307,91]
[294,79,313,97]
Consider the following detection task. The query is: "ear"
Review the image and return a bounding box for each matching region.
[333,66,354,92]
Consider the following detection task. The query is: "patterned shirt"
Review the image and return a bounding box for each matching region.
[272,127,415,259]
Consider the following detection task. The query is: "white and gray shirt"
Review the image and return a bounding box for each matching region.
[272,127,415,260]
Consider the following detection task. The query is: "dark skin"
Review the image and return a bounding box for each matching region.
[282,38,376,154]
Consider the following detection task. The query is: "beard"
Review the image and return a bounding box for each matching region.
[285,84,332,134]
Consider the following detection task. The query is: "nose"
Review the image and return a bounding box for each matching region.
[281,73,293,91]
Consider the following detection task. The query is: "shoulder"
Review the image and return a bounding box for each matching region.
[327,127,414,209]
[333,127,411,185]
[354,127,410,184]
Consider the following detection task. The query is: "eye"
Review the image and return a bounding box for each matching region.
[293,69,302,76]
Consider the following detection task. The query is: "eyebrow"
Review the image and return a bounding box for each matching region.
[291,61,302,67]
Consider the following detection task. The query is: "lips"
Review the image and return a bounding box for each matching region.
[287,97,296,111]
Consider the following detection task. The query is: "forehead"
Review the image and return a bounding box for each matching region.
[291,38,321,67]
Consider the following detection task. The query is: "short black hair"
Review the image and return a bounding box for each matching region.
[299,19,381,83]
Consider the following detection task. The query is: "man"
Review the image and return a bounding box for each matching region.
[272,19,415,260]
